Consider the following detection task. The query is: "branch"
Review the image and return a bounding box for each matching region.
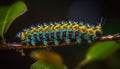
[98,33,120,41]
[0,33,120,50]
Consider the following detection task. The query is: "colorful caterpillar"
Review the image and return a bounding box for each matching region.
[17,19,103,46]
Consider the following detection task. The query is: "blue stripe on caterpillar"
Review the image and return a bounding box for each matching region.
[17,21,103,46]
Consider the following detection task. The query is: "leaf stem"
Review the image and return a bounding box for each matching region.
[1,35,6,45]
[75,59,89,69]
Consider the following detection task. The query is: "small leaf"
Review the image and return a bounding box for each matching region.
[76,41,120,69]
[30,60,67,69]
[0,1,27,44]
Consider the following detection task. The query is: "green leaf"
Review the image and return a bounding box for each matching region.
[31,60,67,69]
[76,41,120,69]
[86,41,119,61]
[0,1,27,44]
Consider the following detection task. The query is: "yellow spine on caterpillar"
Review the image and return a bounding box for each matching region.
[73,24,79,30]
[24,30,30,35]
[80,25,87,33]
[43,26,49,32]
[50,24,55,32]
[54,24,61,31]
[31,28,37,33]
[87,27,95,35]
[61,24,67,30]
[95,24,102,32]
[68,24,73,30]
[37,27,43,32]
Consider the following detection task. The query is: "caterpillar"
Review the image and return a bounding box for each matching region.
[17,19,103,46]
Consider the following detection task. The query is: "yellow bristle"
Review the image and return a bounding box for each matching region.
[21,32,26,40]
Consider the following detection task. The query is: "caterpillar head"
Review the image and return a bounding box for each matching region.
[95,24,103,37]
[20,32,26,40]
[95,24,102,31]
[97,17,104,29]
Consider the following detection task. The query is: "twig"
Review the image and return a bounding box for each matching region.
[98,33,120,41]
[0,33,120,50]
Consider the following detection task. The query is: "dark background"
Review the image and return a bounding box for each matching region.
[0,0,120,69]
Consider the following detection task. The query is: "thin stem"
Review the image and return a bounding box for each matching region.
[1,35,6,45]
[75,59,89,69]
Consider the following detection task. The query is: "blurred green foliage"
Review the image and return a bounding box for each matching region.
[31,60,67,69]
[76,18,120,69]
[76,41,120,69]
[86,41,119,61]
[86,41,120,61]
[0,1,27,44]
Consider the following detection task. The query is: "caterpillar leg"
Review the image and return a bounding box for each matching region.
[65,30,71,44]
[43,39,48,46]
[23,38,36,46]
[30,34,36,46]
[22,38,30,46]
[72,31,76,39]
[73,31,80,40]
[65,37,71,44]
[42,32,49,46]
[31,39,36,46]
[54,39,59,45]
[84,34,92,44]
[76,36,81,43]
[88,39,92,44]
[36,32,41,42]
[92,35,98,41]
[75,31,81,43]
[53,31,61,45]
